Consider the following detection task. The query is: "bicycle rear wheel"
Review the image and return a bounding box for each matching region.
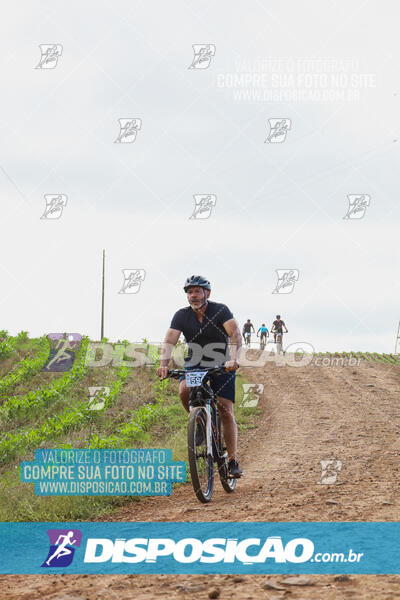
[188,407,214,503]
[217,454,236,493]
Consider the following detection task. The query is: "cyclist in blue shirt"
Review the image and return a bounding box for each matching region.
[257,323,269,342]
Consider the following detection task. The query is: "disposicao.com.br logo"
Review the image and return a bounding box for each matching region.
[82,536,364,567]
[84,536,315,564]
[33,526,366,574]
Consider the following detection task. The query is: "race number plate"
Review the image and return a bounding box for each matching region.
[185,371,206,387]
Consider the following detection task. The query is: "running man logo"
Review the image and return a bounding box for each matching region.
[189,195,217,219]
[41,529,82,568]
[343,194,370,219]
[240,384,264,408]
[88,386,110,411]
[265,118,291,143]
[317,459,342,485]
[188,44,216,69]
[40,194,68,220]
[35,44,63,69]
[272,269,299,294]
[118,269,146,294]
[114,118,142,143]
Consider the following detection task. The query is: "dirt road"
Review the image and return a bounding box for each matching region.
[2,356,400,599]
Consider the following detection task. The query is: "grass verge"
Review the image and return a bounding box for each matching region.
[0,368,258,521]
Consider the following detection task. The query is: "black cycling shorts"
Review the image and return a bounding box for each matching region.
[180,370,236,402]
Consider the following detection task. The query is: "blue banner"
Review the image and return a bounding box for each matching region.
[20,449,186,496]
[0,522,399,574]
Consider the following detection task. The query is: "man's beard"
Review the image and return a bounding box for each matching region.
[189,298,206,310]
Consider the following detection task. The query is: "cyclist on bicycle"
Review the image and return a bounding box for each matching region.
[271,315,288,342]
[157,275,243,478]
[257,323,269,341]
[242,319,255,346]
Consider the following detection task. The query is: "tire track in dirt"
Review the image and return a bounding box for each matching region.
[1,357,400,599]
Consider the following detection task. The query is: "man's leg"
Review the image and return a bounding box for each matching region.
[216,396,237,460]
[179,380,190,412]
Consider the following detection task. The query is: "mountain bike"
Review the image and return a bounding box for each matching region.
[276,331,283,354]
[165,365,236,503]
[272,330,286,354]
[243,332,251,348]
[258,333,268,350]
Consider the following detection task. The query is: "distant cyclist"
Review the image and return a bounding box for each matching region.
[242,319,255,346]
[271,315,288,342]
[257,323,269,341]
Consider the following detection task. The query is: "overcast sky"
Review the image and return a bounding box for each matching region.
[0,0,399,353]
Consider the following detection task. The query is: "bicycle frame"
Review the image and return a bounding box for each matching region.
[273,331,284,354]
[190,394,213,460]
[166,366,225,462]
[243,332,251,347]
[164,365,236,501]
[189,377,223,462]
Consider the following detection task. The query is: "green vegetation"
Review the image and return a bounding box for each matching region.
[0,337,90,423]
[0,336,50,397]
[0,340,258,522]
[0,364,131,465]
[314,351,400,363]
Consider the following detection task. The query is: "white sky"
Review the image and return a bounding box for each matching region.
[0,1,399,353]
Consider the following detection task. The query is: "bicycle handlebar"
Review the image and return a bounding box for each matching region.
[163,364,230,381]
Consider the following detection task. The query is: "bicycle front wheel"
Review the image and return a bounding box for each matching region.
[214,414,236,494]
[188,407,214,503]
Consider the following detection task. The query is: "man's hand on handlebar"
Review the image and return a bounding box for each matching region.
[224,360,239,371]
[157,366,169,379]
[157,361,239,378]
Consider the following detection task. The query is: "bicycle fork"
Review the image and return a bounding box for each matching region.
[189,403,213,460]
[204,404,213,460]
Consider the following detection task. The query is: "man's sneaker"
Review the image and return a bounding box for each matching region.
[228,459,243,478]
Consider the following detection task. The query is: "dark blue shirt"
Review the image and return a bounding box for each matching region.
[170,301,233,367]
[273,319,286,333]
